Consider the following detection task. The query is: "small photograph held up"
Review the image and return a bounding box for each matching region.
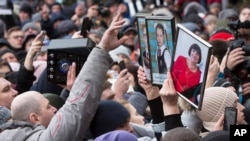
[145,16,175,86]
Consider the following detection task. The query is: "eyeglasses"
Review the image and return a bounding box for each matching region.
[12,35,24,39]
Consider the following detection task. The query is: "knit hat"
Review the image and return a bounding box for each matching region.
[94,130,137,141]
[196,87,237,131]
[182,13,204,25]
[56,20,78,37]
[0,48,17,59]
[204,15,218,25]
[209,29,235,41]
[0,106,11,125]
[218,9,238,20]
[162,127,200,141]
[50,12,66,25]
[43,93,65,110]
[212,78,233,88]
[22,22,41,33]
[183,2,207,17]
[127,92,148,115]
[181,22,200,32]
[22,34,37,49]
[209,2,221,9]
[201,130,229,141]
[0,38,11,49]
[90,100,130,138]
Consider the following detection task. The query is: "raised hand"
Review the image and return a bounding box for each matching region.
[24,31,46,70]
[72,31,83,39]
[206,56,220,88]
[137,66,159,100]
[242,82,250,96]
[113,69,130,100]
[66,62,76,91]
[98,13,128,52]
[220,48,245,72]
[213,114,224,131]
[159,72,178,107]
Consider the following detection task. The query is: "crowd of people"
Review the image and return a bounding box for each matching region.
[0,0,250,141]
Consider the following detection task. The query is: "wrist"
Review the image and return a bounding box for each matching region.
[163,105,180,116]
[96,45,109,53]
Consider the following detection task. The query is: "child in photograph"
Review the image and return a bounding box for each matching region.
[172,43,202,100]
[155,23,171,74]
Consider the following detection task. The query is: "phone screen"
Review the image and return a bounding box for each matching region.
[119,60,126,71]
[223,107,237,131]
[80,17,92,38]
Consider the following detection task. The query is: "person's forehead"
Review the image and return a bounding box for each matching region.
[0,78,10,87]
[124,30,136,35]
[2,52,15,56]
[9,31,23,35]
[156,28,164,33]
[36,94,49,105]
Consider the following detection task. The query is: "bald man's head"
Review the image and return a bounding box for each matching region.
[11,91,57,127]
[11,91,41,122]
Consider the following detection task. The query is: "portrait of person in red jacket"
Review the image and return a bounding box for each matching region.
[172,43,202,102]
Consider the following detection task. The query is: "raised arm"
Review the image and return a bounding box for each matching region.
[159,72,183,131]
[39,13,128,141]
[16,31,46,93]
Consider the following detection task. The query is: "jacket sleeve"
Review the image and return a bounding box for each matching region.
[164,114,183,131]
[38,48,113,141]
[16,65,36,93]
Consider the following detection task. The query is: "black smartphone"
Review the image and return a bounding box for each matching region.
[80,17,92,38]
[223,107,237,131]
[119,60,126,71]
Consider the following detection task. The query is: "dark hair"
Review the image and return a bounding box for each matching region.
[19,3,33,18]
[188,43,202,63]
[127,64,139,84]
[210,40,229,64]
[238,5,250,15]
[51,2,63,12]
[155,23,165,35]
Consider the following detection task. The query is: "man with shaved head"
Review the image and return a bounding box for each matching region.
[0,13,128,141]
[11,91,57,127]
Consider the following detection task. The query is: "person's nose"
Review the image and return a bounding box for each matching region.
[52,106,58,114]
[12,88,18,97]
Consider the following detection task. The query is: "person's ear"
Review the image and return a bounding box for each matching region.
[29,113,39,124]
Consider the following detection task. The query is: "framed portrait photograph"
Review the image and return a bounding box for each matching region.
[171,24,212,110]
[136,13,152,81]
[145,15,175,86]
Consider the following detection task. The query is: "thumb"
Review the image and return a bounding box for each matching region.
[118,36,129,45]
[34,31,46,42]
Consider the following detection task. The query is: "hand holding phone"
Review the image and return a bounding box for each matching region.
[119,60,126,71]
[80,17,92,38]
[223,107,237,131]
